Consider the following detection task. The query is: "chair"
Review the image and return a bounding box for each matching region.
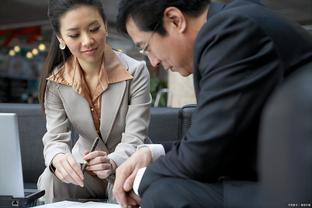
[148,104,196,143]
[259,65,312,207]
[149,107,180,143]
[178,104,196,138]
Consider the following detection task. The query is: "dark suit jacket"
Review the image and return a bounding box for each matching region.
[139,0,312,196]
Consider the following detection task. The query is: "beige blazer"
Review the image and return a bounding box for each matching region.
[41,51,151,169]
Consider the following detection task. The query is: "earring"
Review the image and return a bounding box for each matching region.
[59,42,66,50]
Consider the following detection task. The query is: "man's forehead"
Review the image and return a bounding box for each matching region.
[126,18,149,46]
[126,17,141,33]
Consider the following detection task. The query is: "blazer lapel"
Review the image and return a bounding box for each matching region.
[58,85,98,140]
[100,81,127,144]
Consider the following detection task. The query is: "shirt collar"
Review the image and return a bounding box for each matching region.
[47,44,133,92]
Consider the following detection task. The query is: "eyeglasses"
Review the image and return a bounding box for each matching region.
[139,22,160,56]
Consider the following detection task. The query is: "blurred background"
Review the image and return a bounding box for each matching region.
[0,0,311,106]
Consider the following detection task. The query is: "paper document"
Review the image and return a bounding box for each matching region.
[33,200,121,208]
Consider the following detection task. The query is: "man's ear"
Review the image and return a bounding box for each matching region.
[163,7,187,33]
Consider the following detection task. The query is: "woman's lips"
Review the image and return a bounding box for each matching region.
[82,48,97,55]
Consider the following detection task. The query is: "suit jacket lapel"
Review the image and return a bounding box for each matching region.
[100,81,127,144]
[57,80,127,144]
[58,85,98,140]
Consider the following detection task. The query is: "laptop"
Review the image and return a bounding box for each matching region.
[0,113,44,207]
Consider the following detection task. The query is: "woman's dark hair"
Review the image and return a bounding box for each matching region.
[38,0,107,109]
[117,0,210,36]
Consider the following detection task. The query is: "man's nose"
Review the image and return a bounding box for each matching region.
[148,54,161,68]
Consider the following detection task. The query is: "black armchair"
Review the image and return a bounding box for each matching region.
[259,65,312,207]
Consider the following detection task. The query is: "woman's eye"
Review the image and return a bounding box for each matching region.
[90,26,100,33]
[68,34,79,38]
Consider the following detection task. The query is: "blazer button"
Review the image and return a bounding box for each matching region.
[91,108,94,112]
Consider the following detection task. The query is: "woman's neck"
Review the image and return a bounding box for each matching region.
[77,58,103,96]
[77,55,103,78]
[80,61,101,77]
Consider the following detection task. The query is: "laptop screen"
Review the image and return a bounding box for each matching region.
[0,113,25,197]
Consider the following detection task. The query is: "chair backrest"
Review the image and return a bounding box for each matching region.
[149,107,180,143]
[178,104,196,138]
[259,65,312,206]
[148,105,197,143]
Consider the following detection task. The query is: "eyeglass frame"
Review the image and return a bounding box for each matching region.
[139,21,161,56]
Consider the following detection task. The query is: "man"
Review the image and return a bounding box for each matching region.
[114,0,312,207]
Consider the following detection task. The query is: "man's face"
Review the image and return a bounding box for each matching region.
[126,18,193,76]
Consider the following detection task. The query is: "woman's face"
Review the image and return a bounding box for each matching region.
[58,5,107,65]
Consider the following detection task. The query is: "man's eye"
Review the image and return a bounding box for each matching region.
[145,45,151,52]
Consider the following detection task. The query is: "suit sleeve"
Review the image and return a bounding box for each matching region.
[139,14,283,195]
[42,81,72,167]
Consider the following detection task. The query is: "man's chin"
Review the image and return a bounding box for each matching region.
[164,66,192,76]
[180,70,193,77]
[168,67,175,72]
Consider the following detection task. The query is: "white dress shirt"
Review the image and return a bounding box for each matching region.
[133,144,165,195]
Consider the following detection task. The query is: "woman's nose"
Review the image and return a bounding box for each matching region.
[81,33,94,47]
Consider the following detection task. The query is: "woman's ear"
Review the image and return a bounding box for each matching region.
[163,7,187,33]
[56,35,64,44]
[56,35,66,50]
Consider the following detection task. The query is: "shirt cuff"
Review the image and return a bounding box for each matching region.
[133,167,146,196]
[137,144,165,161]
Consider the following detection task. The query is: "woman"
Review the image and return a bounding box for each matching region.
[37,0,151,203]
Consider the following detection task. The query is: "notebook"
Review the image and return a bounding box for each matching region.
[0,113,44,207]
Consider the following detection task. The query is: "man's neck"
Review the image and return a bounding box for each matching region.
[187,6,209,40]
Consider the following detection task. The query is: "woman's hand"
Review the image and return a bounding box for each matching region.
[83,151,116,179]
[52,153,84,187]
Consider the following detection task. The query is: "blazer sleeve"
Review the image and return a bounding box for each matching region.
[139,13,283,195]
[42,81,72,167]
[108,60,152,166]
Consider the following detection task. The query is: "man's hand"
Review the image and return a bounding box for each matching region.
[113,147,152,207]
[52,153,84,187]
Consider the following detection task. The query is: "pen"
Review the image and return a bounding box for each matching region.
[81,137,100,173]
